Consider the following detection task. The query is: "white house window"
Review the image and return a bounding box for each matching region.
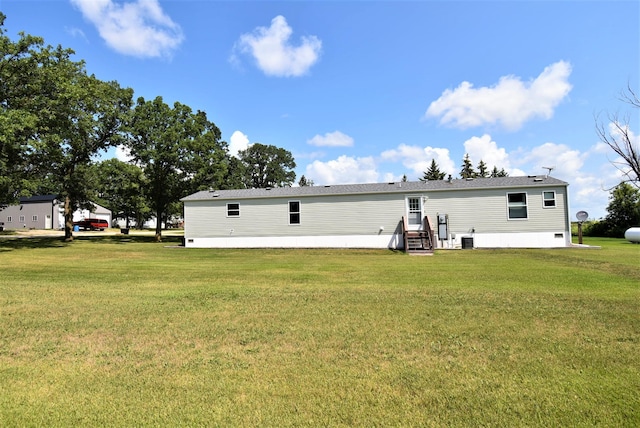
[507,192,528,219]
[543,191,556,208]
[32,215,38,222]
[19,215,25,222]
[289,201,300,225]
[6,216,11,222]
[227,203,240,217]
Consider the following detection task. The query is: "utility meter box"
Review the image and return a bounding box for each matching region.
[437,214,448,240]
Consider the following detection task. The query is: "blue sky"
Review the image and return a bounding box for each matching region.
[2,0,639,219]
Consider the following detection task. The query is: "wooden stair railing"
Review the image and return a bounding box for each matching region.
[423,215,435,251]
[402,216,435,254]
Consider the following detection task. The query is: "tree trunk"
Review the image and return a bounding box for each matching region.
[64,195,73,242]
[155,208,162,242]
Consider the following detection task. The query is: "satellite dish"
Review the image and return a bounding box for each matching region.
[576,211,589,222]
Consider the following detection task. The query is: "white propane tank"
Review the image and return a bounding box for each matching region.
[624,227,640,243]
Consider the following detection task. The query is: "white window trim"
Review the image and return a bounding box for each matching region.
[226,203,240,218]
[406,195,423,226]
[288,200,301,225]
[507,192,528,220]
[6,216,11,222]
[542,191,556,209]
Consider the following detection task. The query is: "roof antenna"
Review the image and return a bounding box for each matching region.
[542,166,555,178]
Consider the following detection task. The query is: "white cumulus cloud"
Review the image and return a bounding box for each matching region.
[522,142,586,180]
[462,134,525,175]
[425,61,572,131]
[229,131,250,158]
[307,131,354,147]
[306,155,378,185]
[70,0,184,58]
[381,144,455,177]
[234,15,322,77]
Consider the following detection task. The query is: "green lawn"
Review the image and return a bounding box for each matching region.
[1,236,638,426]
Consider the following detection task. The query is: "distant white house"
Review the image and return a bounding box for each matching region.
[0,195,111,230]
[113,216,183,230]
[71,203,112,226]
[181,176,571,250]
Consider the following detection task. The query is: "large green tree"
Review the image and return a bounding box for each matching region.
[603,182,640,237]
[420,159,446,181]
[237,143,296,188]
[0,13,50,205]
[219,156,247,190]
[127,96,228,241]
[36,54,132,241]
[490,166,509,178]
[476,160,489,178]
[459,153,475,179]
[0,14,132,239]
[93,158,150,229]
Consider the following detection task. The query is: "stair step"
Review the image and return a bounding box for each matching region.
[402,216,435,254]
[408,251,434,256]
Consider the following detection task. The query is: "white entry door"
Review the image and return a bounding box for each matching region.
[406,197,423,230]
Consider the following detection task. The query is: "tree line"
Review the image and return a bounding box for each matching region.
[582,182,640,238]
[0,14,295,241]
[419,154,508,182]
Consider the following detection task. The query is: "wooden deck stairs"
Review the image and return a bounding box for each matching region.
[402,216,435,255]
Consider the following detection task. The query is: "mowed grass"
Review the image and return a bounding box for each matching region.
[0,236,638,426]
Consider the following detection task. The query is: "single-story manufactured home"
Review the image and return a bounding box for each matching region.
[181,176,571,250]
[0,195,112,230]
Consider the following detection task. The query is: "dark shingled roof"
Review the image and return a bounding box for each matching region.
[18,194,58,203]
[182,176,568,202]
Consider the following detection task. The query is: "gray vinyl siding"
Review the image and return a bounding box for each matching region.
[0,201,56,230]
[424,186,568,233]
[184,182,570,239]
[185,193,407,238]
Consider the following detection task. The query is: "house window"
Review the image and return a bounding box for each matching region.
[407,197,422,225]
[19,215,25,223]
[289,201,300,225]
[32,215,38,222]
[227,203,240,217]
[6,216,11,222]
[543,191,556,208]
[507,192,528,219]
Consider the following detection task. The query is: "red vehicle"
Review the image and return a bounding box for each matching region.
[73,218,109,231]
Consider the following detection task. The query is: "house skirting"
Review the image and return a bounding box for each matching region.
[184,231,570,249]
[438,231,570,249]
[184,234,403,249]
